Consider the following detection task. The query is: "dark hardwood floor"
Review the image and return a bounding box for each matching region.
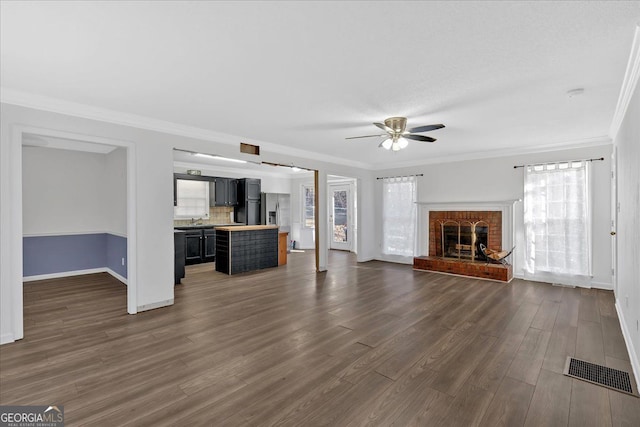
[1,251,639,426]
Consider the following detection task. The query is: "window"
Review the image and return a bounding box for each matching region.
[524,161,591,285]
[302,184,315,228]
[174,179,209,219]
[382,176,417,257]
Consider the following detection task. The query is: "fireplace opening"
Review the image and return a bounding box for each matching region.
[440,220,489,261]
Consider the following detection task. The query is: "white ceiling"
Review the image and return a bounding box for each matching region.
[2,1,639,169]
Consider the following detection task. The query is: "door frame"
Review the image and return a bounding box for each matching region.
[7,125,138,342]
[610,147,618,293]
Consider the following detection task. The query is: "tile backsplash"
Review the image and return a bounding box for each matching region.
[174,206,235,226]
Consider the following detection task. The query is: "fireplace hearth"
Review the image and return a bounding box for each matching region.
[413,209,513,282]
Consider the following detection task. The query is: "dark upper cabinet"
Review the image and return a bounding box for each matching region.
[214,178,238,207]
[236,178,261,225]
[228,179,238,205]
[247,179,261,200]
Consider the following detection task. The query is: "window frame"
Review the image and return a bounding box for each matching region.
[174,175,211,220]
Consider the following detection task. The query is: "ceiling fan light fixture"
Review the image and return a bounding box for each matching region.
[391,141,401,152]
[397,137,408,149]
[381,138,393,150]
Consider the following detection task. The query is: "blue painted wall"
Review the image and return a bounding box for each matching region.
[106,234,127,278]
[23,233,127,279]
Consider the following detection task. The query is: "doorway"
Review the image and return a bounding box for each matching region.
[328,176,357,253]
[330,184,351,251]
[7,125,137,343]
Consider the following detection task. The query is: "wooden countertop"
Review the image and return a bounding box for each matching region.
[215,225,279,232]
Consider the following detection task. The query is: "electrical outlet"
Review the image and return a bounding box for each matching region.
[121,257,125,266]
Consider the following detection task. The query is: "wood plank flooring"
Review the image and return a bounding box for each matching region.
[1,251,639,426]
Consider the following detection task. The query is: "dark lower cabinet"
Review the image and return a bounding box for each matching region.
[174,230,186,284]
[215,227,278,275]
[203,229,216,262]
[176,227,217,265]
[185,230,203,265]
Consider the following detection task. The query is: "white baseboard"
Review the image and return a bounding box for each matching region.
[590,281,613,291]
[137,298,174,312]
[23,268,108,282]
[24,267,127,285]
[0,333,15,345]
[513,274,613,290]
[615,301,640,388]
[105,268,128,285]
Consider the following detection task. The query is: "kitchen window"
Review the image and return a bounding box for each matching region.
[174,179,209,219]
[302,184,315,228]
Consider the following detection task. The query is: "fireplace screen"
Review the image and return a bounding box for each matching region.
[440,220,489,261]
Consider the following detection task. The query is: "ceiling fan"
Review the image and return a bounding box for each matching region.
[346,117,445,151]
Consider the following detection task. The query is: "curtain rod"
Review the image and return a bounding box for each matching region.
[513,157,604,169]
[376,173,424,180]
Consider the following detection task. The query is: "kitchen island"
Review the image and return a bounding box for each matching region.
[215,225,279,275]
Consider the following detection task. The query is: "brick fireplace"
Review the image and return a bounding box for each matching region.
[414,209,513,282]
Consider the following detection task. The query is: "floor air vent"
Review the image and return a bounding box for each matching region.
[564,357,638,396]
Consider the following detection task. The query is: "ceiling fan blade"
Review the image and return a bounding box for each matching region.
[408,124,445,133]
[345,134,386,140]
[373,122,394,133]
[405,134,437,142]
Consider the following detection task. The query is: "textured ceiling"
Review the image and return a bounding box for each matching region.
[2,1,639,168]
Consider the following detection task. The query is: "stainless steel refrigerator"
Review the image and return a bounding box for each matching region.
[261,193,290,233]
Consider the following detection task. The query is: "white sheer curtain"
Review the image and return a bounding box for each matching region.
[382,176,417,257]
[523,161,591,286]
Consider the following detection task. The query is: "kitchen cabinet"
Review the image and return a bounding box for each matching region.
[175,226,219,264]
[174,230,186,284]
[203,228,216,262]
[215,226,278,275]
[184,229,204,265]
[215,178,238,206]
[279,232,288,266]
[236,178,261,225]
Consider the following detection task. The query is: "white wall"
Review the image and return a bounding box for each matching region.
[104,147,127,236]
[613,73,640,381]
[22,147,110,235]
[22,146,126,237]
[373,145,613,288]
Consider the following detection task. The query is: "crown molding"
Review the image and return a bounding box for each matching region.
[370,135,612,170]
[610,25,640,140]
[0,88,371,170]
